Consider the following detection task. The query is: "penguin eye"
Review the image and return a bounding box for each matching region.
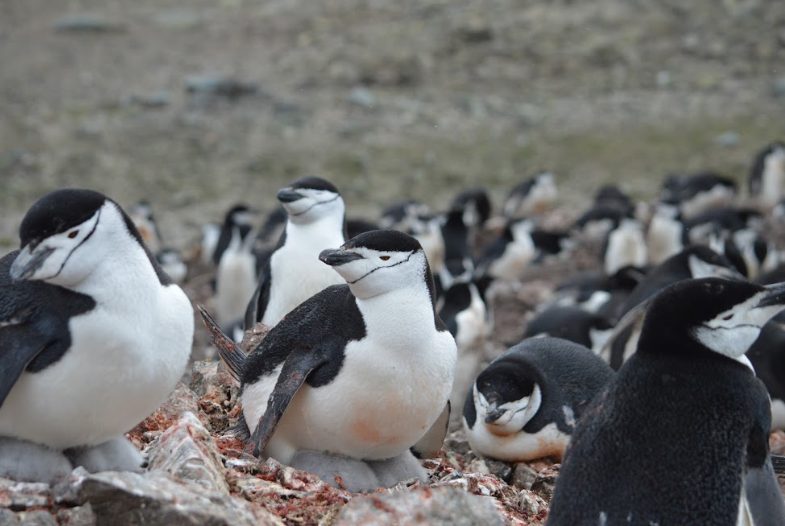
[380,255,391,261]
[67,230,79,239]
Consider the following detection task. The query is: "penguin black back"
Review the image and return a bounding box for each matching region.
[548,278,785,525]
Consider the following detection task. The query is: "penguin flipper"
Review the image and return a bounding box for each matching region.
[411,401,450,459]
[744,457,785,526]
[0,295,61,409]
[0,333,46,409]
[250,345,329,457]
[198,305,246,382]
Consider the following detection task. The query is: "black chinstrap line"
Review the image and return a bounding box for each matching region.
[289,194,340,217]
[47,208,101,281]
[348,251,415,284]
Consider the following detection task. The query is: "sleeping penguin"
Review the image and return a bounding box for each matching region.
[202,230,456,492]
[463,337,613,462]
[548,278,785,525]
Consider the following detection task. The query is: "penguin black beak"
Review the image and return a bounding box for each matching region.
[758,282,785,308]
[319,249,364,266]
[9,246,54,281]
[277,189,304,203]
[485,407,506,424]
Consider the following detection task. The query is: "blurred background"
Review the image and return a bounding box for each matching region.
[1,0,784,248]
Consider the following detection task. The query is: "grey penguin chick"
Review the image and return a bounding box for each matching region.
[245,177,346,328]
[0,189,194,482]
[548,278,785,525]
[206,230,456,492]
[463,337,613,462]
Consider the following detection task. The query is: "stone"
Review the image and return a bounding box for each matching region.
[773,77,785,98]
[146,412,228,494]
[128,383,201,448]
[485,460,513,483]
[347,87,376,109]
[334,486,504,526]
[184,75,258,99]
[16,511,57,526]
[0,478,51,509]
[54,15,124,33]
[531,464,560,500]
[55,505,97,526]
[75,471,282,526]
[128,92,171,108]
[713,131,739,147]
[0,509,17,524]
[512,462,538,490]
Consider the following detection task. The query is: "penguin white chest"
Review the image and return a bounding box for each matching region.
[0,285,193,449]
[263,246,344,326]
[282,328,456,461]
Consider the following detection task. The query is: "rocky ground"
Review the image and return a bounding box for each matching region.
[3,239,785,525]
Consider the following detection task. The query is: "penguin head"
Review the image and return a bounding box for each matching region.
[11,188,143,287]
[277,176,344,225]
[224,204,256,229]
[641,277,785,361]
[472,364,540,436]
[319,229,431,300]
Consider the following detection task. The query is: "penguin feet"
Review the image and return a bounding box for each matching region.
[289,450,380,492]
[65,436,143,473]
[0,436,73,483]
[366,450,428,488]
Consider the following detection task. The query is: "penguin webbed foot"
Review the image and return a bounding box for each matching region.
[289,450,380,492]
[366,450,428,487]
[65,436,143,473]
[0,436,73,483]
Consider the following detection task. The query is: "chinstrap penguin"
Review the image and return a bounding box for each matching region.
[749,141,785,208]
[244,176,346,329]
[0,189,194,483]
[205,230,456,492]
[548,278,785,525]
[464,337,613,462]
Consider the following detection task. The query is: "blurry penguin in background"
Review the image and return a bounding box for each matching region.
[503,172,557,218]
[602,218,647,275]
[661,171,737,219]
[476,219,537,281]
[214,205,258,330]
[646,202,683,265]
[749,141,785,208]
[128,200,163,254]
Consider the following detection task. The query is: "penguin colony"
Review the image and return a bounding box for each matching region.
[1,142,785,522]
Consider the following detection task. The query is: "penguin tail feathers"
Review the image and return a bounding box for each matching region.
[197,304,246,383]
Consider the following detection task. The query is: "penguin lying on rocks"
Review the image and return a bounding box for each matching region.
[0,189,194,483]
[463,337,613,462]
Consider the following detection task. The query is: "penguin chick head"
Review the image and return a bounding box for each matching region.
[276,176,344,225]
[319,229,430,300]
[641,277,785,361]
[11,188,139,287]
[473,365,540,436]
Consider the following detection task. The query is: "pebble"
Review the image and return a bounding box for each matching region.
[53,15,124,33]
